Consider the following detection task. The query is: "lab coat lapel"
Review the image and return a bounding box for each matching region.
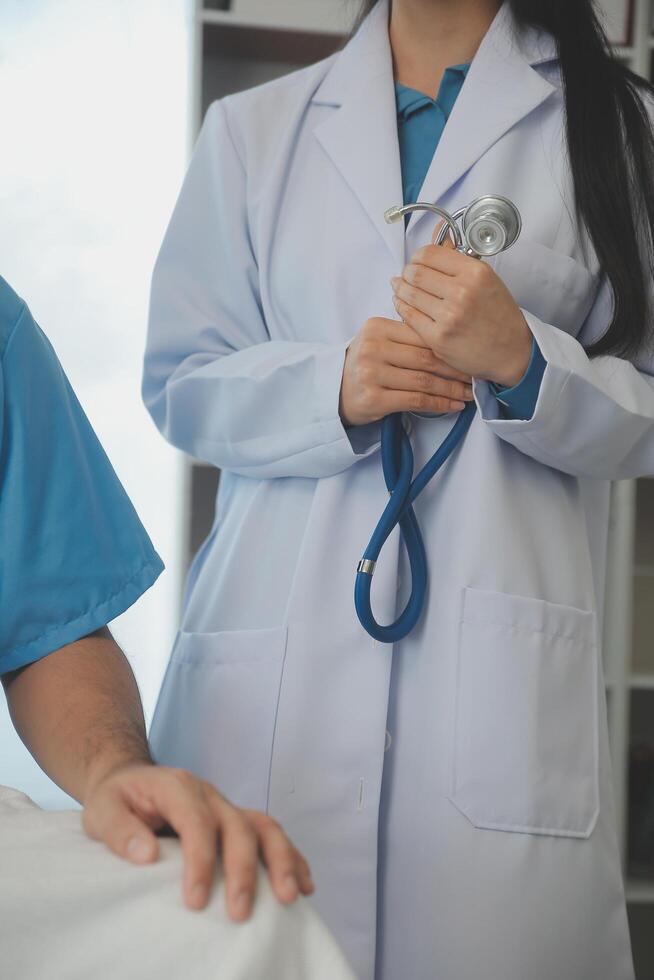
[312,0,405,268]
[407,2,557,236]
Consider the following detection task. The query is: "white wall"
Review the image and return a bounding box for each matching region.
[0,0,194,807]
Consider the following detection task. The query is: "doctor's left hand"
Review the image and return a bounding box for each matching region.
[390,242,533,388]
[82,762,314,921]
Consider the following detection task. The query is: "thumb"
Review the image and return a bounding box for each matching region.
[83,794,160,865]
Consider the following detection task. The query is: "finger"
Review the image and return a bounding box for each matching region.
[401,262,462,301]
[375,364,473,402]
[178,811,218,911]
[146,773,219,910]
[392,295,441,352]
[392,297,461,368]
[382,338,472,383]
[380,388,467,415]
[410,242,475,274]
[83,795,160,866]
[211,800,259,922]
[379,315,430,350]
[292,848,316,896]
[246,812,307,904]
[392,277,445,321]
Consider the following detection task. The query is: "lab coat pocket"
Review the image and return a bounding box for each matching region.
[448,587,599,838]
[491,237,599,336]
[149,625,288,812]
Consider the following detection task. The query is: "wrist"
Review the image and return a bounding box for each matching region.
[490,315,532,388]
[83,747,153,802]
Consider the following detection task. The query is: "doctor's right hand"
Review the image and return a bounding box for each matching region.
[339,317,474,427]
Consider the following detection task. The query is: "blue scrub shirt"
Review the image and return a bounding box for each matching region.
[0,277,163,674]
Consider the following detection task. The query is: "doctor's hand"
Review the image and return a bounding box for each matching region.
[390,243,533,388]
[82,763,314,921]
[339,316,474,426]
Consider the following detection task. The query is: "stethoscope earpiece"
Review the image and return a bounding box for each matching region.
[384,202,464,250]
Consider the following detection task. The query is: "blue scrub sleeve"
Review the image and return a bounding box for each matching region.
[0,296,163,674]
[490,337,546,420]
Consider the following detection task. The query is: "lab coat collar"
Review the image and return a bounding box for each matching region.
[312,0,558,264]
[313,0,405,265]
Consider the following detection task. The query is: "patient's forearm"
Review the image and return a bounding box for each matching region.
[2,628,151,802]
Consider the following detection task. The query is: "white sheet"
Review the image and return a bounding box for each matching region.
[0,785,355,980]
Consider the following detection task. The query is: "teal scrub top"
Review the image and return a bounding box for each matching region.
[395,64,472,208]
[394,66,546,418]
[0,277,164,674]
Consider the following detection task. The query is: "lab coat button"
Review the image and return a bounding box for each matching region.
[385,730,392,751]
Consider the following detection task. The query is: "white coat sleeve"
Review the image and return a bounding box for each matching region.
[142,99,379,479]
[472,275,654,479]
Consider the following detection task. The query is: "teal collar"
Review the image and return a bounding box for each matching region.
[394,63,470,119]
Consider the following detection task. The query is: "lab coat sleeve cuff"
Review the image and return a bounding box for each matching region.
[489,337,546,420]
[315,341,381,465]
[473,310,572,430]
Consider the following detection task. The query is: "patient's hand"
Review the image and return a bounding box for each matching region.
[82,763,314,921]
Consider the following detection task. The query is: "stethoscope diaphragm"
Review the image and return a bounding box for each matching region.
[461,195,521,257]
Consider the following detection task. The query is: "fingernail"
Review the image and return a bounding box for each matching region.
[127,836,153,863]
[232,891,251,920]
[190,882,208,908]
[390,276,399,290]
[283,874,299,900]
[454,401,466,411]
[301,871,315,893]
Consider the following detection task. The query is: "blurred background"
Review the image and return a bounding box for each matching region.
[1,0,653,975]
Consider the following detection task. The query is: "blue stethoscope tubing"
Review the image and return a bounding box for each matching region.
[354,400,477,643]
[353,195,521,642]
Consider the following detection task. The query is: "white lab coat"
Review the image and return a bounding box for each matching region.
[143,3,650,977]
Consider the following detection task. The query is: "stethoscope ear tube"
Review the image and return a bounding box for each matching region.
[354,402,476,643]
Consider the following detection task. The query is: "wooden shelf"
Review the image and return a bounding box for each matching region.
[629,674,654,690]
[202,19,344,63]
[627,880,654,904]
[200,7,349,36]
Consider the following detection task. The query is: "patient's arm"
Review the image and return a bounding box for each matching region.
[2,628,313,920]
[3,627,151,800]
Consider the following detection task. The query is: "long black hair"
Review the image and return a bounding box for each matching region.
[355,0,654,359]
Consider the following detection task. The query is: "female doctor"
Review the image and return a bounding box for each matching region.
[143,1,654,978]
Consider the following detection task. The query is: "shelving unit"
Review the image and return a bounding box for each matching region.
[566,9,654,975]
[579,13,654,974]
[187,1,654,973]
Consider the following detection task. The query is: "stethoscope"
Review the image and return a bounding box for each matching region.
[354,195,522,643]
